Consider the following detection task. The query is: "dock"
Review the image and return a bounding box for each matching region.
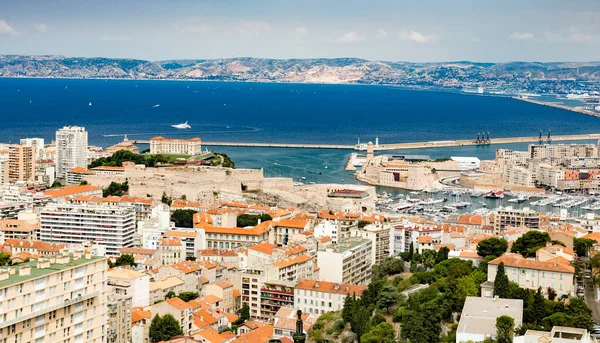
[131,133,600,151]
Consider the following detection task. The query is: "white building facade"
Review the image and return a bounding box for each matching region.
[56,126,88,178]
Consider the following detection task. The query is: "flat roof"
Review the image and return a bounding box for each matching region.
[0,256,105,289]
[457,297,523,336]
[319,238,371,254]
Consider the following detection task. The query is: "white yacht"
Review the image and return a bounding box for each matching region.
[171,121,191,129]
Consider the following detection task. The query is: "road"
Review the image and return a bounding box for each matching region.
[584,276,600,323]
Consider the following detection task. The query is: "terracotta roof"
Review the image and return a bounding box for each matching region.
[0,219,39,232]
[150,276,185,291]
[196,327,228,343]
[166,261,204,274]
[249,242,277,255]
[203,295,222,304]
[68,167,93,174]
[108,268,147,280]
[44,185,100,198]
[231,325,274,343]
[318,210,360,221]
[456,214,483,226]
[213,280,233,289]
[283,244,307,256]
[161,237,183,247]
[4,239,65,252]
[92,166,125,171]
[489,254,574,273]
[166,297,191,311]
[273,219,307,229]
[233,289,241,297]
[295,279,367,296]
[131,308,152,324]
[195,221,271,236]
[319,236,332,243]
[194,310,218,325]
[459,251,481,259]
[272,254,312,269]
[164,230,199,238]
[417,236,433,244]
[225,313,238,323]
[538,245,575,256]
[582,232,600,242]
[120,247,157,256]
[198,249,237,257]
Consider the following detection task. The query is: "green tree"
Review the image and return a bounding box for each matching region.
[171,209,197,228]
[510,231,551,258]
[149,314,183,342]
[494,262,510,298]
[477,237,509,258]
[377,284,401,314]
[358,220,370,228]
[236,214,272,227]
[0,252,10,266]
[161,191,172,206]
[79,180,88,185]
[178,292,199,302]
[361,279,385,308]
[496,315,515,343]
[351,306,371,339]
[574,238,596,257]
[566,297,593,330]
[436,246,450,263]
[546,287,557,301]
[408,242,414,261]
[370,313,386,327]
[115,254,137,267]
[240,303,250,322]
[342,293,356,323]
[401,310,441,343]
[165,290,176,299]
[421,249,437,269]
[542,312,574,328]
[372,257,404,280]
[102,181,129,197]
[51,180,62,188]
[531,287,546,325]
[360,322,395,343]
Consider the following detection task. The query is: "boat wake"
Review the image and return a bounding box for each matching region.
[152,104,161,108]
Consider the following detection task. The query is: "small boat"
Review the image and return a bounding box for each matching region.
[325,165,328,169]
[301,176,306,180]
[88,102,92,106]
[484,191,504,199]
[152,104,161,108]
[171,121,191,129]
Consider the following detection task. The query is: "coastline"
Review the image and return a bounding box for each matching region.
[512,96,600,119]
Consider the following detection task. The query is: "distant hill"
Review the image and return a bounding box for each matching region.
[1,55,600,91]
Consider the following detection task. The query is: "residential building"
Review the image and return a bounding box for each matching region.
[505,164,535,187]
[56,126,88,178]
[164,230,206,258]
[513,326,594,343]
[149,136,202,155]
[8,144,35,182]
[44,184,102,202]
[316,238,373,285]
[149,276,185,304]
[241,269,265,320]
[205,281,235,312]
[352,223,392,265]
[20,138,45,159]
[273,307,316,339]
[493,207,541,233]
[107,292,132,343]
[485,254,575,297]
[294,279,367,316]
[159,237,186,265]
[40,203,136,256]
[457,296,523,343]
[66,167,93,184]
[0,218,39,243]
[259,280,295,321]
[196,221,271,250]
[0,254,108,343]
[132,308,152,343]
[153,297,194,336]
[107,267,150,308]
[0,202,29,219]
[272,219,309,246]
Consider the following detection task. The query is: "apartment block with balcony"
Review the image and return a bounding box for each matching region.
[493,207,541,234]
[0,254,107,343]
[241,269,265,320]
[8,145,35,182]
[294,279,367,316]
[259,280,295,322]
[107,292,132,343]
[39,203,136,256]
[316,238,373,286]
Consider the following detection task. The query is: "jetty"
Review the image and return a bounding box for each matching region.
[131,133,600,151]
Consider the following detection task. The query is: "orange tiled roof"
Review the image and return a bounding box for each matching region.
[273,219,307,229]
[233,289,241,297]
[203,295,222,304]
[131,308,152,324]
[213,280,233,289]
[489,254,574,273]
[0,219,39,232]
[417,236,433,244]
[231,325,274,343]
[456,214,483,226]
[160,237,182,247]
[194,310,218,325]
[166,261,204,274]
[295,279,367,296]
[195,221,271,236]
[272,254,312,269]
[165,297,191,311]
[198,249,237,257]
[164,230,199,238]
[249,242,277,255]
[120,247,157,256]
[44,185,100,198]
[283,244,307,256]
[68,167,93,174]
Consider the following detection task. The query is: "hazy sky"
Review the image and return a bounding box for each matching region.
[1,0,599,62]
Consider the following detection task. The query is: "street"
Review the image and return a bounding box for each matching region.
[584,276,600,323]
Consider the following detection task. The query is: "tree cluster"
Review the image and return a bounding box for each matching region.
[149,314,183,342]
[102,181,129,197]
[172,209,197,228]
[510,231,551,258]
[90,150,170,168]
[236,213,272,227]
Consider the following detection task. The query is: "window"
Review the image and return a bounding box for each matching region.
[532,270,536,276]
[560,273,563,280]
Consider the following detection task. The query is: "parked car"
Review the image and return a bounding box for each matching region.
[578,289,585,297]
[585,272,592,279]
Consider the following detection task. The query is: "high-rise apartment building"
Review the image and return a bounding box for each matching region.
[40,203,136,256]
[20,138,45,160]
[316,238,373,285]
[8,145,35,182]
[0,253,108,343]
[56,126,88,178]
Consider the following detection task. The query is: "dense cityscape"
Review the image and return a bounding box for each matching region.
[3,1,600,343]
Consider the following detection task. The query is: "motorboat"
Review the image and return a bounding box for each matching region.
[171,121,191,129]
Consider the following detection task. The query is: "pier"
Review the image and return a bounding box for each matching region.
[131,133,600,151]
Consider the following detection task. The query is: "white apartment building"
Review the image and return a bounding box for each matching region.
[56,126,88,178]
[40,203,136,256]
[20,138,45,160]
[0,254,108,343]
[485,254,575,297]
[505,164,536,187]
[316,238,373,285]
[294,279,367,316]
[149,136,202,155]
[537,164,565,188]
[314,221,339,244]
[393,224,443,255]
[163,230,206,258]
[351,224,393,265]
[107,268,150,308]
[528,144,598,160]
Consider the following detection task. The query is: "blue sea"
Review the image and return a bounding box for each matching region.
[1,78,599,184]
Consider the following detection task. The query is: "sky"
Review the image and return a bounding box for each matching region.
[0,0,599,62]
